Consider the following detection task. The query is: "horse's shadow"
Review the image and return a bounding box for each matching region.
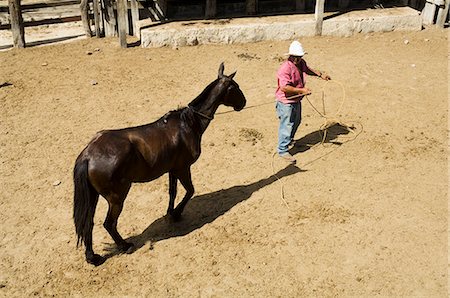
[104,164,303,259]
[102,124,352,260]
[290,123,353,155]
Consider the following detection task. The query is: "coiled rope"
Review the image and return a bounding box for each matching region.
[271,79,363,210]
[284,79,354,146]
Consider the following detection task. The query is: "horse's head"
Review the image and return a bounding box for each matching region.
[217,63,246,111]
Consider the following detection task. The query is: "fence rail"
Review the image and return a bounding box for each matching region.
[2,0,448,49]
[0,1,80,29]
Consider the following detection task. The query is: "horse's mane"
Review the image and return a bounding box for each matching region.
[118,80,221,130]
[188,78,220,107]
[173,78,220,124]
[163,78,225,124]
[160,106,193,124]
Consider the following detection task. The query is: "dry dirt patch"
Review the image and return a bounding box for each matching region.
[0,28,447,296]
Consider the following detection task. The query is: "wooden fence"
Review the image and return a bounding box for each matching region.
[4,0,449,49]
[421,0,450,25]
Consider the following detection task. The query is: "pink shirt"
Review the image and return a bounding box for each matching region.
[275,59,308,104]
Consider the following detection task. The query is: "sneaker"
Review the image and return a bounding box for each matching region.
[279,152,296,164]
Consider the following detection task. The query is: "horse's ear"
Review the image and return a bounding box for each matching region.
[228,71,236,80]
[218,62,225,79]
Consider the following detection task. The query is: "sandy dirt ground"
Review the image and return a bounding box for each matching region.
[0,26,448,296]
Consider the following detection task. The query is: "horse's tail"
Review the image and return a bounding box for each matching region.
[73,158,99,248]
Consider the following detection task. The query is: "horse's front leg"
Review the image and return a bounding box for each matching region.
[171,167,194,220]
[167,172,177,216]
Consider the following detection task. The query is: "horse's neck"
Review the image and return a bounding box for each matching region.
[189,81,225,131]
[191,81,223,114]
[196,99,220,119]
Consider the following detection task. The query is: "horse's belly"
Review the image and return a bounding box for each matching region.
[125,159,169,183]
[125,141,195,183]
[131,170,166,183]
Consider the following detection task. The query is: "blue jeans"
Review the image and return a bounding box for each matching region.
[276,101,301,154]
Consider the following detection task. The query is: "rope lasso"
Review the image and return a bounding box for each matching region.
[271,151,292,211]
[271,79,363,210]
[284,79,354,147]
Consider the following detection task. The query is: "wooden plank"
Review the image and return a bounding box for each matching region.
[124,0,129,35]
[92,0,101,37]
[246,0,257,15]
[155,0,167,19]
[315,0,324,36]
[117,0,127,47]
[436,0,450,26]
[0,0,79,11]
[422,1,436,24]
[205,0,216,18]
[80,0,91,36]
[130,0,138,36]
[0,3,81,26]
[102,0,116,37]
[8,0,25,48]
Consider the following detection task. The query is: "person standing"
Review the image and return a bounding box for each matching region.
[275,41,331,164]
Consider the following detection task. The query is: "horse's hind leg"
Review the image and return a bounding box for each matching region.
[85,232,106,266]
[172,167,194,219]
[83,189,106,266]
[167,172,177,216]
[103,185,134,253]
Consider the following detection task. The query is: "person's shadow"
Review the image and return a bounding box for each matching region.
[289,123,353,155]
[104,164,303,259]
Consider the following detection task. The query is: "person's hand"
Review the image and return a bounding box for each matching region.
[300,87,312,95]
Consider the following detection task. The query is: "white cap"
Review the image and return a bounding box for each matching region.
[287,41,306,57]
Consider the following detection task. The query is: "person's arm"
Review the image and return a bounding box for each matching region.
[305,66,331,80]
[280,85,311,97]
[302,60,331,80]
[278,62,312,98]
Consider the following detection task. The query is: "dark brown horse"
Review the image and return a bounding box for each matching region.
[73,63,246,266]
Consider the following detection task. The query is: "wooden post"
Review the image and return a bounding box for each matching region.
[103,0,116,37]
[436,0,450,26]
[117,0,127,48]
[8,0,25,48]
[422,0,438,24]
[125,0,129,35]
[130,0,139,36]
[296,0,306,12]
[92,0,101,37]
[80,0,92,37]
[205,0,216,18]
[315,0,325,36]
[246,0,257,15]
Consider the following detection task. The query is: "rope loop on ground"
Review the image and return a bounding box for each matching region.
[272,79,363,210]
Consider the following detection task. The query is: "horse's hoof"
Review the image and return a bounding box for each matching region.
[118,242,134,254]
[86,254,106,266]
